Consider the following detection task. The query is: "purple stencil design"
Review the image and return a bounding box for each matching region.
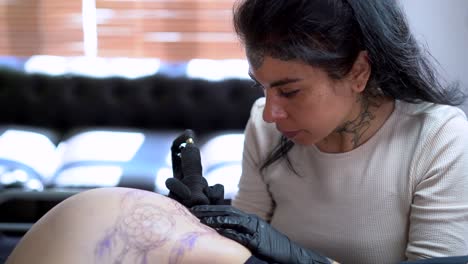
[169,233,197,264]
[94,190,175,264]
[95,231,115,257]
[168,231,214,264]
[181,232,199,249]
[171,200,190,216]
[119,204,174,249]
[167,197,216,234]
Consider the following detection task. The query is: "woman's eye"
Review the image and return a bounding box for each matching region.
[279,89,299,98]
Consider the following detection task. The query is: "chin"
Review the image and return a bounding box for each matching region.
[290,136,315,146]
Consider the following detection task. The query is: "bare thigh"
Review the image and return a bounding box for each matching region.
[6,187,252,264]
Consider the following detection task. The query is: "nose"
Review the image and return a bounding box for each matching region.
[262,93,287,123]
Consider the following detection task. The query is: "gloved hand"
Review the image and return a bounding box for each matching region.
[165,129,225,207]
[191,205,332,264]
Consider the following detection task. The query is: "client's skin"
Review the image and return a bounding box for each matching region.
[6,187,252,264]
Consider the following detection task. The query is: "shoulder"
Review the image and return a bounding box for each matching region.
[396,100,468,140]
[397,100,467,125]
[397,101,468,180]
[248,97,267,126]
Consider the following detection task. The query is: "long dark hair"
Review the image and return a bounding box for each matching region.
[233,0,466,172]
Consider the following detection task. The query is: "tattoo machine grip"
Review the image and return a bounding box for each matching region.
[180,144,210,206]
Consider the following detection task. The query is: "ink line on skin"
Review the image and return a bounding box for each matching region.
[94,189,215,264]
[168,232,204,264]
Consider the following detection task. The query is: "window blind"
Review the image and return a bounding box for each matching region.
[0,0,245,61]
[96,0,244,60]
[0,0,83,57]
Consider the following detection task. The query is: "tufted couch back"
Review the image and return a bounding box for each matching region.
[0,68,263,134]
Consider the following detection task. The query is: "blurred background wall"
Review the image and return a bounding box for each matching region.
[401,0,468,112]
[0,0,466,111]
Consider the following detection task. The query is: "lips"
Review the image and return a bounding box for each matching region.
[280,130,300,139]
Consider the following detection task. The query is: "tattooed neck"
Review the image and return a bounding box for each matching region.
[334,96,380,148]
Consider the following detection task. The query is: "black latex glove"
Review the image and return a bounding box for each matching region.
[165,129,225,207]
[191,205,331,264]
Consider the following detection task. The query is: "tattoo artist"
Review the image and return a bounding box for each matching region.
[165,0,468,263]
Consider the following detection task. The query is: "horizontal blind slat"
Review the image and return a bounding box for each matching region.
[1,0,244,60]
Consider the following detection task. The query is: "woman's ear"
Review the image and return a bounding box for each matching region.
[348,51,371,93]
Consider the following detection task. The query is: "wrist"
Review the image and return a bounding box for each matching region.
[289,240,332,264]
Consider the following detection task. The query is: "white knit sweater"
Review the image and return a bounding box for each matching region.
[233,98,468,264]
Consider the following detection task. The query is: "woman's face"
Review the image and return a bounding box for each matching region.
[249,55,366,146]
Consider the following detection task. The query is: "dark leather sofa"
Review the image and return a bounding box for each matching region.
[0,68,263,262]
[0,68,261,133]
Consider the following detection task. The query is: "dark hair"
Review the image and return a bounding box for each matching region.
[233,0,466,172]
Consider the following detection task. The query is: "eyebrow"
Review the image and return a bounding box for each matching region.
[248,72,302,88]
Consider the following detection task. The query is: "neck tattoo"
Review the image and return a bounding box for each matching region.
[334,96,379,148]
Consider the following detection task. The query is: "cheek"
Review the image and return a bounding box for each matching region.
[297,89,335,123]
[288,83,357,145]
[289,94,331,131]
[332,81,355,98]
[293,91,353,134]
[318,95,355,128]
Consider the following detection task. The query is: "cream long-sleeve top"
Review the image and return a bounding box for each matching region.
[232,98,468,264]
